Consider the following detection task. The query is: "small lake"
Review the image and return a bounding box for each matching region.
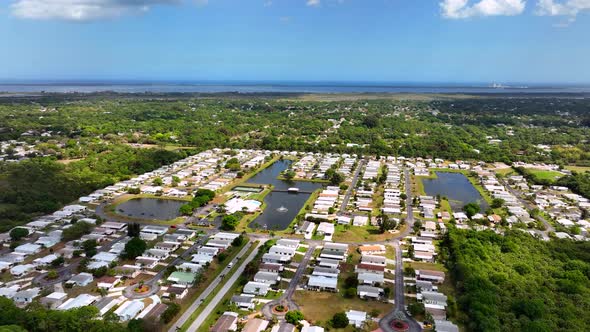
[116,198,186,220]
[422,172,489,211]
[246,160,324,230]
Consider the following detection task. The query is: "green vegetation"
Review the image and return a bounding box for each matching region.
[179,189,216,215]
[556,171,590,199]
[285,310,305,325]
[62,221,93,241]
[440,228,590,331]
[0,147,188,232]
[515,167,565,185]
[122,237,147,259]
[9,227,28,241]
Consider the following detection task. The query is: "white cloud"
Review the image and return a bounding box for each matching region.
[536,0,590,19]
[441,0,526,18]
[306,0,320,7]
[11,0,183,21]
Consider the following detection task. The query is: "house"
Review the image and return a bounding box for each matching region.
[101,222,127,232]
[145,248,169,260]
[93,296,122,316]
[301,327,324,332]
[312,267,339,278]
[346,310,367,328]
[435,320,460,332]
[276,239,299,248]
[33,254,59,267]
[178,262,203,273]
[253,271,280,285]
[242,318,269,332]
[358,244,386,255]
[13,288,41,305]
[58,294,97,310]
[353,215,369,226]
[360,255,386,266]
[66,272,94,287]
[259,263,283,273]
[92,252,118,264]
[168,271,196,286]
[307,275,338,292]
[358,272,384,286]
[154,241,179,252]
[113,265,141,278]
[14,243,42,256]
[40,292,68,309]
[191,253,214,266]
[97,276,121,290]
[317,258,340,269]
[320,243,348,261]
[166,285,189,299]
[136,257,159,269]
[262,253,289,264]
[269,245,296,257]
[270,322,296,332]
[115,299,144,321]
[197,247,219,256]
[243,281,271,296]
[357,285,383,300]
[210,312,239,332]
[231,295,255,310]
[300,221,316,240]
[10,264,35,276]
[416,270,445,284]
[140,225,168,240]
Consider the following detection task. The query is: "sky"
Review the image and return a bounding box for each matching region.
[0,0,589,84]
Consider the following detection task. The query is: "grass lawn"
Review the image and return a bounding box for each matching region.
[405,261,447,272]
[524,168,565,182]
[333,224,395,243]
[494,167,515,177]
[292,290,393,322]
[564,165,590,173]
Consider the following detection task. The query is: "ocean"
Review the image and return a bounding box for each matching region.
[0,81,589,94]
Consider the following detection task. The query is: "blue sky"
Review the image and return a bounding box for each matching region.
[1,0,589,83]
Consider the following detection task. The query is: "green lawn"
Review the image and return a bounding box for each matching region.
[564,165,590,173]
[524,168,565,182]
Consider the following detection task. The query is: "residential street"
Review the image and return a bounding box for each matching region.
[175,239,264,332]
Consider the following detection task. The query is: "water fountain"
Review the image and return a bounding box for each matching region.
[277,206,288,213]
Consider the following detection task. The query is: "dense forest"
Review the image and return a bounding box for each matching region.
[0,96,589,164]
[0,146,188,232]
[440,228,590,331]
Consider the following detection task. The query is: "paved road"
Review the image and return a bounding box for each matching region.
[339,159,366,214]
[379,241,422,332]
[497,177,554,235]
[379,167,421,332]
[174,239,264,332]
[261,244,317,319]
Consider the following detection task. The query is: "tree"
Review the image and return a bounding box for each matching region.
[331,312,349,328]
[82,239,97,258]
[127,223,141,237]
[283,170,296,181]
[221,214,239,231]
[363,114,379,128]
[161,303,181,323]
[285,310,304,325]
[51,256,65,267]
[491,198,505,209]
[463,202,480,218]
[408,302,425,316]
[122,237,147,259]
[152,177,163,186]
[9,228,28,241]
[231,235,245,247]
[61,221,93,241]
[379,214,397,233]
[46,270,59,280]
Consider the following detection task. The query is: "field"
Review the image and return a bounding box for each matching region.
[564,165,590,173]
[524,168,565,182]
[333,224,397,242]
[292,290,393,323]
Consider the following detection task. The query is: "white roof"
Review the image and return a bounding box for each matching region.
[58,294,97,310]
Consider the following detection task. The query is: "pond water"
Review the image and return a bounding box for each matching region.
[246,160,324,230]
[116,198,186,220]
[422,172,489,211]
